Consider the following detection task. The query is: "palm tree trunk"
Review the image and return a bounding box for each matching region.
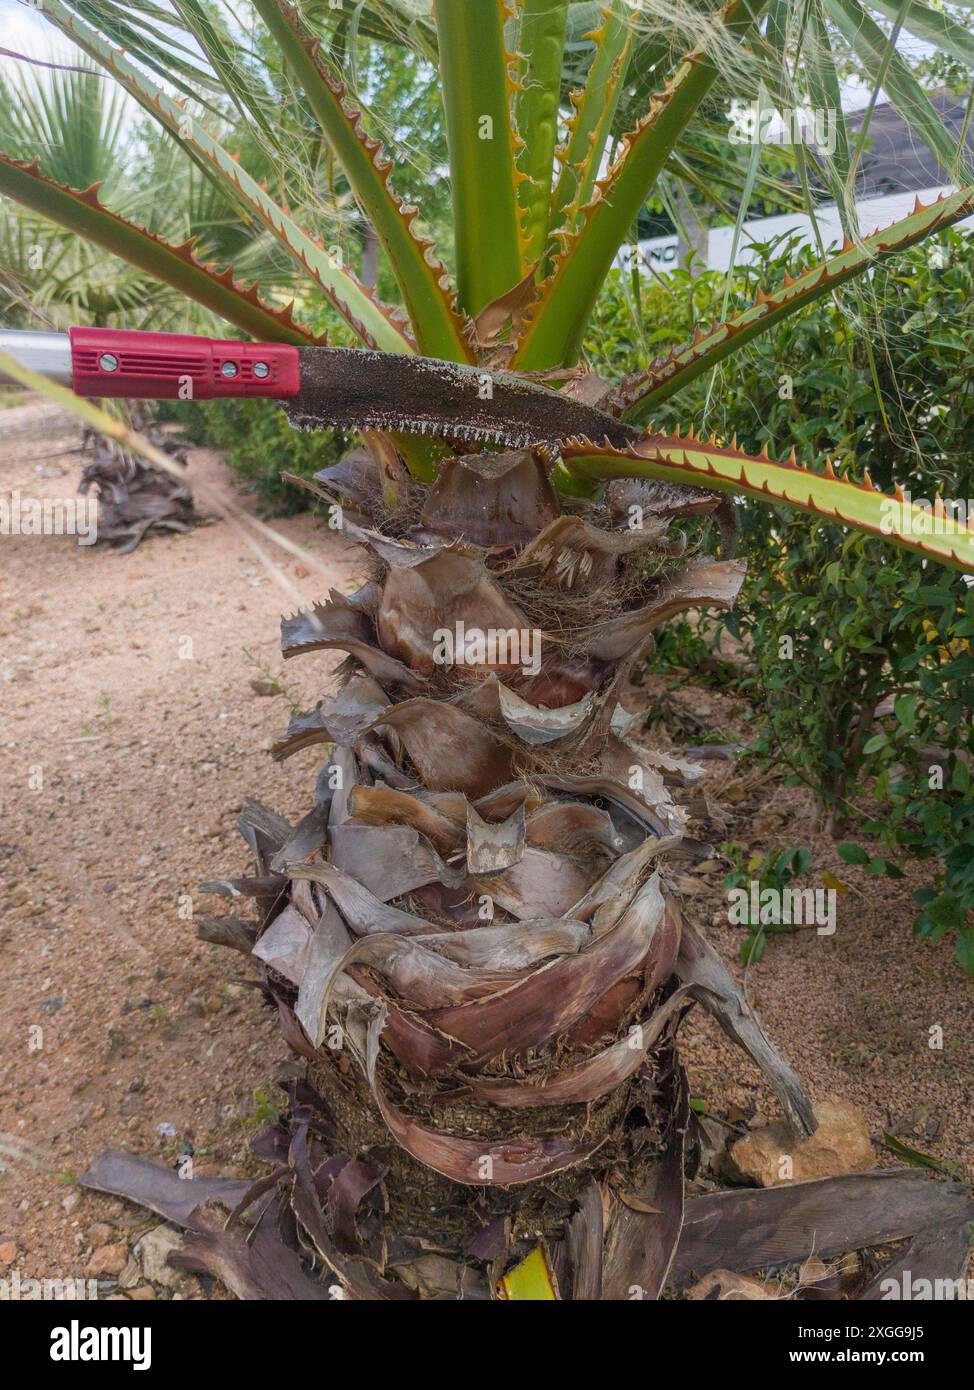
[211,444,816,1287]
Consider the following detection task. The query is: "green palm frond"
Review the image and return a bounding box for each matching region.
[2,0,973,568]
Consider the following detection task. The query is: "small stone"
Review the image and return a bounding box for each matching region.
[135,1226,184,1288]
[0,1241,17,1267]
[727,1099,874,1187]
[688,1269,777,1300]
[696,1115,730,1178]
[249,678,277,697]
[61,1192,81,1215]
[127,1285,157,1300]
[86,1223,114,1247]
[294,563,310,579]
[84,1243,129,1278]
[117,1256,143,1290]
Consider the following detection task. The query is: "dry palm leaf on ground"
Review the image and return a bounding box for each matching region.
[79,416,206,554]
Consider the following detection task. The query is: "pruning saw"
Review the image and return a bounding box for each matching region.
[0,327,640,452]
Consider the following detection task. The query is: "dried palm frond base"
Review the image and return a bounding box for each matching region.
[79,417,206,554]
[82,447,974,1299]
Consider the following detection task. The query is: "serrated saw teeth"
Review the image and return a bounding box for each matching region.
[283,347,642,452]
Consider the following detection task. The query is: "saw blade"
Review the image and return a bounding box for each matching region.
[284,348,641,451]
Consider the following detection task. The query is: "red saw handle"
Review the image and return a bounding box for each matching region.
[68,327,301,400]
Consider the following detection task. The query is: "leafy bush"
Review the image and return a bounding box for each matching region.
[722,842,816,965]
[163,395,353,515]
[589,232,974,970]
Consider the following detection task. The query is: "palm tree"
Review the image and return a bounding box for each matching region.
[0,60,161,325]
[3,0,974,1299]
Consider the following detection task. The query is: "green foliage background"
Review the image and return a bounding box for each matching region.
[584,229,974,971]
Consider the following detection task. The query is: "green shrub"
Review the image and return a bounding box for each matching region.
[162,395,353,515]
[722,842,816,965]
[589,232,974,971]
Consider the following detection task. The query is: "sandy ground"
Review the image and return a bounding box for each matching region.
[0,400,362,1294]
[1,398,970,1297]
[659,681,974,1178]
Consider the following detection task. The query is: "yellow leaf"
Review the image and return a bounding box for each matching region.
[498,1246,557,1300]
